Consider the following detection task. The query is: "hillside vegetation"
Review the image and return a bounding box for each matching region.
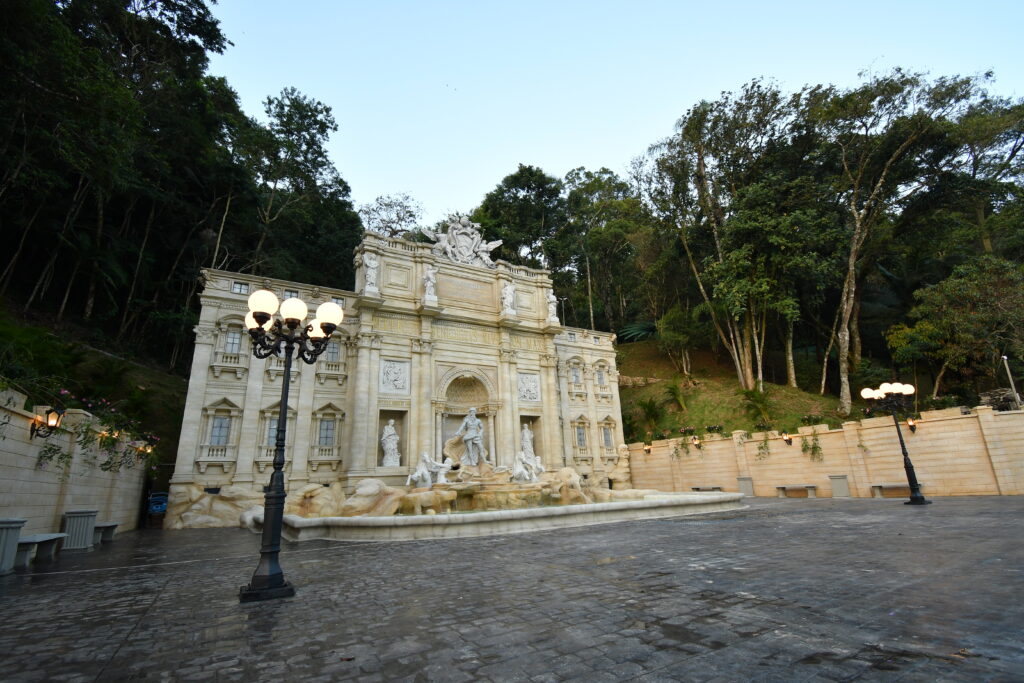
[617,341,844,442]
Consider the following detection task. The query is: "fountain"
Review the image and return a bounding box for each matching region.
[241,440,745,542]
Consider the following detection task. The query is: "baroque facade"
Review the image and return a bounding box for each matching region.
[169,227,625,513]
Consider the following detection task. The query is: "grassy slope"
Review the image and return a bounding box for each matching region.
[617,341,844,441]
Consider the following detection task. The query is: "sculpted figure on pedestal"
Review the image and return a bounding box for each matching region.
[501,281,516,314]
[455,407,486,466]
[380,419,401,467]
[363,252,379,291]
[423,265,437,299]
[547,291,559,322]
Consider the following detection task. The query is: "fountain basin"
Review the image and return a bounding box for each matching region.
[252,492,745,542]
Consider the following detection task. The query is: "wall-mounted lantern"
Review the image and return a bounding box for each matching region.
[30,408,65,439]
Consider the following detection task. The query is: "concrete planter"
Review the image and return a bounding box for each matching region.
[0,519,28,575]
[62,510,98,551]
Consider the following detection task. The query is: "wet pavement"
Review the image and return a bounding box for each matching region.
[1,496,1022,682]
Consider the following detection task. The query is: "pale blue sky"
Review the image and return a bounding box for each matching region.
[207,0,1022,225]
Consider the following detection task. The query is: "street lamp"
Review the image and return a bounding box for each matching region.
[238,290,344,602]
[860,382,931,506]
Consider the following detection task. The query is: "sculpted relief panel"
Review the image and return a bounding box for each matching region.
[379,360,410,395]
[517,373,541,402]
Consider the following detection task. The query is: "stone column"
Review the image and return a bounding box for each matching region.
[540,353,563,470]
[487,412,496,465]
[232,353,269,486]
[411,339,434,465]
[497,348,518,467]
[347,332,375,475]
[170,325,215,485]
[288,352,318,486]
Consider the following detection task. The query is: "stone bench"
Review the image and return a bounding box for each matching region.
[15,533,68,568]
[776,485,817,498]
[691,486,722,492]
[92,522,119,545]
[871,483,925,499]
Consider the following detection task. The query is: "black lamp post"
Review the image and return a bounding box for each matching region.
[860,382,931,506]
[238,290,343,602]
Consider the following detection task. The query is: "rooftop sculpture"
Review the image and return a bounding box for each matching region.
[420,215,503,269]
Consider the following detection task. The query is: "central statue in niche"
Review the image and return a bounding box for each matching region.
[454,408,487,467]
[421,216,503,269]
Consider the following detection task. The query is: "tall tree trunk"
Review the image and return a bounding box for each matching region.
[585,252,595,330]
[24,177,90,311]
[118,201,156,340]
[56,259,81,321]
[0,204,42,296]
[819,306,840,395]
[850,294,862,370]
[977,203,993,254]
[931,361,949,400]
[210,192,233,268]
[785,319,797,388]
[83,191,105,321]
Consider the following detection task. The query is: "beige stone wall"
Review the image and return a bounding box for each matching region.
[628,406,1024,497]
[0,390,147,534]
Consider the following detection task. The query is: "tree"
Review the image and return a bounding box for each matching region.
[646,79,798,390]
[803,69,985,414]
[246,87,348,271]
[887,257,1024,398]
[471,164,565,268]
[358,192,423,237]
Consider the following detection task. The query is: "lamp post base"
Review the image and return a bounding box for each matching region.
[904,499,932,506]
[239,581,296,603]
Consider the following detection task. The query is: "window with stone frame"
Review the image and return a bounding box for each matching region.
[602,425,614,449]
[209,416,231,446]
[265,417,279,445]
[575,422,588,448]
[231,281,250,294]
[224,329,242,355]
[284,289,299,300]
[570,365,582,384]
[318,418,336,446]
[324,341,341,362]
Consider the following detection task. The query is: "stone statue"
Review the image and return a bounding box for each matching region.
[420,216,502,269]
[406,451,438,488]
[511,450,540,483]
[380,419,401,467]
[547,291,559,322]
[455,407,486,467]
[434,456,455,484]
[363,252,379,291]
[521,422,536,459]
[423,265,437,300]
[501,281,516,314]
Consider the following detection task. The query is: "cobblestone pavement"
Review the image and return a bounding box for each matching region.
[1,496,1022,682]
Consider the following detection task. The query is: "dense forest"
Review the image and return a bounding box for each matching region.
[3,1,1023,420]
